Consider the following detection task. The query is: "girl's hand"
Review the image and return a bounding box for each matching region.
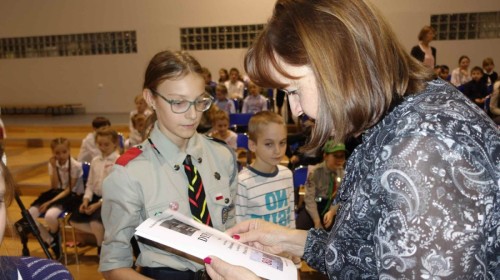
[79,202,88,213]
[85,203,99,215]
[39,201,52,214]
[205,256,260,280]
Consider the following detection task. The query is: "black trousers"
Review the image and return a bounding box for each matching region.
[141,267,209,280]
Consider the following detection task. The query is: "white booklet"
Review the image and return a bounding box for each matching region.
[135,209,298,280]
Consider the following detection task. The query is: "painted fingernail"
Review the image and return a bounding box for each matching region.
[233,234,240,240]
[203,257,212,264]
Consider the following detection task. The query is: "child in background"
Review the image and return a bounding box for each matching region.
[214,84,236,114]
[125,113,148,149]
[78,116,111,163]
[100,50,238,279]
[218,68,229,83]
[439,65,450,81]
[210,110,237,151]
[29,137,83,259]
[202,67,217,96]
[242,80,268,114]
[129,94,153,136]
[298,141,346,231]
[70,128,120,257]
[451,55,471,87]
[463,66,488,107]
[224,67,245,100]
[0,146,73,279]
[481,57,498,89]
[236,111,294,227]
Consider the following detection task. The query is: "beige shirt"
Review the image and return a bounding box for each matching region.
[100,123,237,272]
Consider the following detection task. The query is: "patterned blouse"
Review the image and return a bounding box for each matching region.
[303,79,500,279]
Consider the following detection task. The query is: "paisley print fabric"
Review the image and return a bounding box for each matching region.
[303,79,500,279]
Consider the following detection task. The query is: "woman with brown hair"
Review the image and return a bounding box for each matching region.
[410,25,437,68]
[204,0,500,279]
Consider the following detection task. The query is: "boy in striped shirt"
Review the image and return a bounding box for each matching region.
[235,111,295,228]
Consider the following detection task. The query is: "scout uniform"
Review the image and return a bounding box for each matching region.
[301,143,345,230]
[99,123,237,273]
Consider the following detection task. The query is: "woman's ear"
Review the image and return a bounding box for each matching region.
[143,89,156,110]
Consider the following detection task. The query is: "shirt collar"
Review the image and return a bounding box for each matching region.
[149,122,204,166]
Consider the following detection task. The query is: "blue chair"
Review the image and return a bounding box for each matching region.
[236,133,249,150]
[293,165,309,218]
[229,113,253,132]
[82,161,91,186]
[293,165,308,190]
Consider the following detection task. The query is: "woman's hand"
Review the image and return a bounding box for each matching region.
[226,219,308,257]
[204,256,260,280]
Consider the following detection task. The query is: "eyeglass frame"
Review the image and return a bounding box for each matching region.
[149,89,214,114]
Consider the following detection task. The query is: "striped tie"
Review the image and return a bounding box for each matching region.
[183,155,212,226]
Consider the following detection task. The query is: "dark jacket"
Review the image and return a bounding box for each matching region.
[410,45,436,66]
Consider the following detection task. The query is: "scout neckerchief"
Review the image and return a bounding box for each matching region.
[148,138,213,226]
[320,172,335,216]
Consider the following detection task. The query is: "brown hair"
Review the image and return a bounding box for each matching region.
[215,84,228,95]
[458,55,470,65]
[50,137,70,151]
[471,66,483,74]
[91,116,111,130]
[245,0,432,148]
[418,25,436,41]
[131,113,147,128]
[248,111,286,142]
[143,50,204,128]
[95,128,119,145]
[134,94,146,104]
[211,110,230,124]
[0,146,14,207]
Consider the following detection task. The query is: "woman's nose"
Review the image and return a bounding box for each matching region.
[288,94,303,117]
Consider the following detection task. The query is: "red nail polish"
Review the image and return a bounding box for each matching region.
[233,234,240,240]
[204,257,212,264]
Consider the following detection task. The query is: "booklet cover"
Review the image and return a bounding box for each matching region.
[135,209,298,280]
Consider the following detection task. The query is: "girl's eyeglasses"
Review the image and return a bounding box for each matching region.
[150,89,214,114]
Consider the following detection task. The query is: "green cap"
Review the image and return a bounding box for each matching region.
[323,141,345,154]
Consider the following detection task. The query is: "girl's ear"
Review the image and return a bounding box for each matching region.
[248,139,257,153]
[143,89,156,110]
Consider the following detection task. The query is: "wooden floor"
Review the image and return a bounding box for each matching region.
[2,113,325,280]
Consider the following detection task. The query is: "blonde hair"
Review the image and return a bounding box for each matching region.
[134,94,145,104]
[211,110,229,124]
[483,57,494,68]
[245,0,432,148]
[248,111,286,142]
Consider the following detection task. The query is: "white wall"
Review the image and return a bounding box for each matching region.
[0,0,499,113]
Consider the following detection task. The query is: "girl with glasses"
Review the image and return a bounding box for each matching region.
[100,50,238,279]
